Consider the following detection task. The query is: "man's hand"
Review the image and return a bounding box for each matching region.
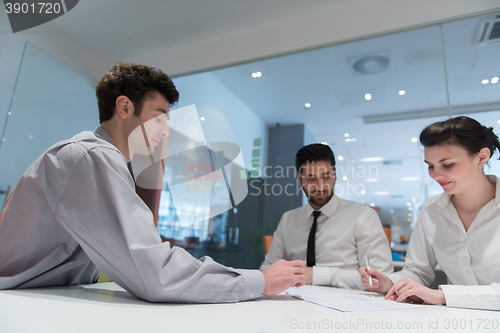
[385,277,446,304]
[262,259,306,296]
[305,267,313,285]
[358,266,393,293]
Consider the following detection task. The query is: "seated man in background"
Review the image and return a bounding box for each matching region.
[260,144,392,290]
[0,63,305,302]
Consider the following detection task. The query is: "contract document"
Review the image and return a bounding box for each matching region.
[285,286,425,312]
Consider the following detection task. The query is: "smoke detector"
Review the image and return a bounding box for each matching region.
[350,52,390,76]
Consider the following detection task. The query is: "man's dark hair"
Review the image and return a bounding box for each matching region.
[96,63,179,123]
[296,143,336,172]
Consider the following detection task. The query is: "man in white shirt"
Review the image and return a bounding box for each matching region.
[260,144,392,290]
[0,63,305,302]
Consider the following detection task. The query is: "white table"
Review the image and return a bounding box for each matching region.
[1,283,499,333]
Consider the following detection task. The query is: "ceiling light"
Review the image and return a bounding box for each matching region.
[481,79,489,85]
[374,191,390,195]
[345,138,357,142]
[28,135,33,139]
[497,120,500,124]
[321,142,328,145]
[200,117,205,121]
[7,112,11,116]
[364,93,372,101]
[411,197,416,202]
[361,157,383,162]
[492,77,499,84]
[352,54,389,74]
[398,90,406,96]
[360,190,366,195]
[338,155,344,161]
[406,202,412,206]
[370,203,375,207]
[389,209,394,214]
[408,213,412,217]
[411,137,418,143]
[365,178,379,182]
[408,218,412,222]
[251,71,262,78]
[342,176,348,181]
[305,103,311,108]
[408,207,413,211]
[401,177,419,181]
[344,133,350,138]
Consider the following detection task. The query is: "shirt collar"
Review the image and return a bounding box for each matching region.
[94,127,117,148]
[305,194,340,218]
[435,175,500,211]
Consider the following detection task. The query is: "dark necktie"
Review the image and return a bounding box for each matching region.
[306,211,321,267]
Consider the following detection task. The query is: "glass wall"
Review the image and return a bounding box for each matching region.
[158,11,500,267]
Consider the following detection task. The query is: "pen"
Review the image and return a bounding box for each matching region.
[365,255,372,287]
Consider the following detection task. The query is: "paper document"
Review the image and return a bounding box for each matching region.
[285,286,424,312]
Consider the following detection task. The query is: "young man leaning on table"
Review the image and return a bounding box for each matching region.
[359,116,500,311]
[0,63,306,303]
[260,144,393,289]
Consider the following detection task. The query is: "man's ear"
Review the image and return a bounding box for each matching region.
[296,172,303,187]
[115,95,133,120]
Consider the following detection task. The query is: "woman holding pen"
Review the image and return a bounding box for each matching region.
[359,116,500,310]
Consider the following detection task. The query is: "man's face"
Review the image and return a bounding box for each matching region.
[128,91,170,156]
[297,160,336,210]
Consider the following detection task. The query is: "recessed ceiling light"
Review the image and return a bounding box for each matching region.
[251,71,262,78]
[406,202,412,206]
[344,133,350,138]
[338,155,344,161]
[497,120,500,124]
[200,117,206,121]
[374,191,390,195]
[360,190,366,195]
[28,135,33,139]
[7,112,11,116]
[365,178,379,182]
[411,137,418,143]
[321,142,328,145]
[370,203,375,207]
[390,209,394,214]
[481,79,489,85]
[411,197,416,202]
[401,177,419,181]
[364,93,372,101]
[398,90,406,96]
[345,138,357,142]
[408,213,412,217]
[361,157,383,162]
[408,218,412,222]
[408,207,413,211]
[305,103,311,108]
[342,176,348,181]
[492,77,499,84]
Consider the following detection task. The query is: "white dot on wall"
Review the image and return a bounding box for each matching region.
[364,93,372,101]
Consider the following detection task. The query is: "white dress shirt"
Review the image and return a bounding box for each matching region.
[0,128,264,302]
[260,194,393,290]
[390,175,500,311]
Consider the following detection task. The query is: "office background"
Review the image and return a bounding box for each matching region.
[1,0,500,269]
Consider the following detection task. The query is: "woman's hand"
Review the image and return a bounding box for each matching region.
[385,277,446,304]
[358,266,393,293]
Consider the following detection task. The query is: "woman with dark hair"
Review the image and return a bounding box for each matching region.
[359,116,500,310]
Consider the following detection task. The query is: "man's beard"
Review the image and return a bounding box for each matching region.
[303,187,334,208]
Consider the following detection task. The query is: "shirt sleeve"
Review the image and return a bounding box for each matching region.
[51,147,265,303]
[259,214,287,271]
[313,208,393,290]
[440,283,500,311]
[389,209,437,287]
